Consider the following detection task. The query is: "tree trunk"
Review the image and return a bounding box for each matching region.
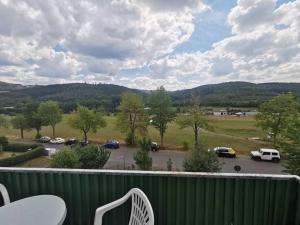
[194,126,199,147]
[21,128,24,139]
[84,132,88,142]
[52,125,55,138]
[36,128,40,137]
[160,132,164,147]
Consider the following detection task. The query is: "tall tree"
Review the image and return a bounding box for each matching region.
[116,92,148,145]
[11,114,29,139]
[256,93,299,146]
[134,138,152,170]
[38,101,62,138]
[24,102,43,138]
[149,86,175,146]
[0,115,8,128]
[176,97,209,146]
[68,105,106,142]
[282,117,300,175]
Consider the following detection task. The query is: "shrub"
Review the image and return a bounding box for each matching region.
[166,158,173,171]
[134,138,152,170]
[0,146,44,167]
[183,144,221,172]
[4,143,40,152]
[125,132,137,146]
[97,146,111,168]
[0,136,8,149]
[50,148,81,168]
[75,145,111,169]
[182,141,189,151]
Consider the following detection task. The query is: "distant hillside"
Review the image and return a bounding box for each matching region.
[0,83,143,112]
[1,81,300,113]
[0,81,25,92]
[171,82,300,107]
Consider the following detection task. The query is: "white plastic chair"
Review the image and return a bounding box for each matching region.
[0,183,10,205]
[94,188,154,225]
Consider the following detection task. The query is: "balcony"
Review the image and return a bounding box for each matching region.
[0,168,299,225]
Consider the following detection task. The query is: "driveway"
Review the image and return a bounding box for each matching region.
[104,146,286,174]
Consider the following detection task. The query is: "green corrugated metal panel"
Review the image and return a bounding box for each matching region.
[0,169,299,225]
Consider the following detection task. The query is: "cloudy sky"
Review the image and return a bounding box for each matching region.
[0,0,299,90]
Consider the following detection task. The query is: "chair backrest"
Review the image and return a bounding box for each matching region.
[128,188,154,225]
[0,183,10,205]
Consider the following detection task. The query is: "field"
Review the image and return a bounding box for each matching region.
[0,115,272,153]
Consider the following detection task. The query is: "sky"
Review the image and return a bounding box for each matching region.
[0,0,299,90]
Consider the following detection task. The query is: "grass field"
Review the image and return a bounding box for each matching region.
[0,115,272,153]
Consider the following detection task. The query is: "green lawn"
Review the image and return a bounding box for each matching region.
[0,115,272,153]
[0,151,22,159]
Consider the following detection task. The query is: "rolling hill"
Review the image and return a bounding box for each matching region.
[0,81,300,113]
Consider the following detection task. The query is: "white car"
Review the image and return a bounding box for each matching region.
[44,148,57,156]
[250,148,280,162]
[49,138,65,144]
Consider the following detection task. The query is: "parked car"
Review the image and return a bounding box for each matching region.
[44,147,57,156]
[213,147,236,158]
[79,140,89,147]
[103,140,119,149]
[151,142,160,152]
[49,138,65,144]
[37,136,51,143]
[65,138,78,146]
[250,148,280,162]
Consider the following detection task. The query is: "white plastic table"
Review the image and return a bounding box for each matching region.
[0,195,66,225]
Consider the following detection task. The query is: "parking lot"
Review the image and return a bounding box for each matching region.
[42,143,285,174]
[103,146,286,174]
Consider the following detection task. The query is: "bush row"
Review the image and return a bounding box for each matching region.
[0,146,45,167]
[4,143,41,152]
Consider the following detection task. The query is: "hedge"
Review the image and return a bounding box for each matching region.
[0,146,45,167]
[4,143,41,152]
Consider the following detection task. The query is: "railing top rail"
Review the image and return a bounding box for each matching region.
[0,167,299,181]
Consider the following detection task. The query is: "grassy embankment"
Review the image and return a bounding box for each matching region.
[0,115,270,154]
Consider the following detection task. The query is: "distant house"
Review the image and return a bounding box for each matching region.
[213,110,228,116]
[3,106,14,109]
[235,112,245,117]
[245,111,258,116]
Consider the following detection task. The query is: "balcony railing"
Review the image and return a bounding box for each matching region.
[0,168,299,225]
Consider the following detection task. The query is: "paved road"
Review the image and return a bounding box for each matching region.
[104,146,285,174]
[42,143,285,174]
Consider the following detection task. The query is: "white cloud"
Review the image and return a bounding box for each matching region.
[0,0,299,90]
[147,0,300,90]
[0,0,207,84]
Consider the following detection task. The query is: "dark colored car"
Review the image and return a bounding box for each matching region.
[65,139,78,146]
[151,142,160,152]
[103,140,120,149]
[79,140,89,147]
[37,136,51,143]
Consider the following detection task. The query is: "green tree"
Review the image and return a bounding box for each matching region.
[68,105,106,142]
[24,102,43,138]
[0,115,8,128]
[183,143,221,172]
[282,118,300,175]
[50,148,81,168]
[116,92,148,145]
[176,98,209,146]
[75,145,111,169]
[256,93,299,146]
[38,101,62,138]
[11,114,29,139]
[0,136,8,150]
[149,86,175,146]
[134,138,152,170]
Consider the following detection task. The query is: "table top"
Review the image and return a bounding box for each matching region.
[0,195,66,225]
